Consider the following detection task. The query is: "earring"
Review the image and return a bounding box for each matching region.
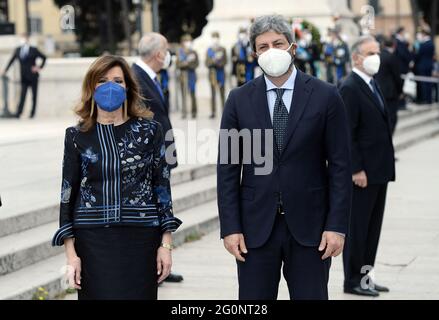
[124,100,128,119]
[90,98,95,118]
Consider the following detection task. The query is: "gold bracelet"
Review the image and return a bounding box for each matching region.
[160,242,173,250]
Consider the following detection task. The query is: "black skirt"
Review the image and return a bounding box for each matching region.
[74,226,161,300]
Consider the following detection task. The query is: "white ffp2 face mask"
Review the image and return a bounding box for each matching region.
[362,54,381,75]
[257,43,293,77]
[162,50,171,69]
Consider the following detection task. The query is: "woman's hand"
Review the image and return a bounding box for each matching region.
[64,238,81,289]
[66,256,82,290]
[157,246,172,283]
[157,232,173,283]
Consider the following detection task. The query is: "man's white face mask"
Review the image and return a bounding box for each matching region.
[257,43,294,77]
[162,50,171,69]
[362,54,381,76]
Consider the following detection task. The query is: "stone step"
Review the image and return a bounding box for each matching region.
[0,200,219,300]
[0,164,215,238]
[397,105,435,120]
[395,108,439,134]
[394,121,439,152]
[0,175,216,276]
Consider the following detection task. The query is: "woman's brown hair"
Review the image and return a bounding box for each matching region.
[75,54,153,131]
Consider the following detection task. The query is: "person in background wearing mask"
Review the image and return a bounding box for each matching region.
[218,15,351,300]
[414,29,436,105]
[176,34,199,119]
[322,28,337,84]
[376,37,403,135]
[2,33,46,118]
[303,29,321,77]
[394,27,413,110]
[132,33,184,284]
[52,55,182,299]
[339,36,395,297]
[333,33,350,84]
[206,31,227,119]
[231,27,257,87]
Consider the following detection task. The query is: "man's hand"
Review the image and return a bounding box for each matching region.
[319,231,345,260]
[223,233,248,262]
[353,170,368,188]
[31,66,41,74]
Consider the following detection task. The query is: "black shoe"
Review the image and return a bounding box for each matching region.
[372,283,389,292]
[209,114,215,119]
[344,286,380,297]
[164,272,184,283]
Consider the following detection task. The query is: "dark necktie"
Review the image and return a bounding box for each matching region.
[370,79,385,113]
[153,77,165,101]
[272,88,289,154]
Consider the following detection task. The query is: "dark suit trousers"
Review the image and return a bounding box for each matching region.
[343,184,388,288]
[17,78,38,117]
[237,214,331,300]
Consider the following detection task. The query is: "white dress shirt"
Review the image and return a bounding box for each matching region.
[264,67,297,123]
[135,59,157,82]
[352,67,374,92]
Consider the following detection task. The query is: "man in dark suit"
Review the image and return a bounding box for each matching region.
[376,37,403,135]
[133,32,177,170]
[217,15,352,300]
[415,30,436,104]
[394,27,413,110]
[133,32,182,283]
[339,35,396,297]
[2,33,46,118]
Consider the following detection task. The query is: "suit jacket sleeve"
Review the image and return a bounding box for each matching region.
[217,89,243,238]
[4,48,18,73]
[339,85,363,174]
[390,55,403,95]
[52,128,81,246]
[36,48,47,68]
[324,88,352,234]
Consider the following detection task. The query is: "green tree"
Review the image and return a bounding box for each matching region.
[159,0,213,43]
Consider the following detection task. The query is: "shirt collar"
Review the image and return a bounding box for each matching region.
[353,67,373,86]
[264,66,297,92]
[135,59,157,81]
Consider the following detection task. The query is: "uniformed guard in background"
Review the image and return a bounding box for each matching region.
[176,34,199,119]
[206,31,227,118]
[231,27,256,87]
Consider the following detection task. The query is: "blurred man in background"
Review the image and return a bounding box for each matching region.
[206,31,227,119]
[231,27,257,87]
[414,29,435,105]
[2,33,46,119]
[177,34,199,119]
[339,35,395,297]
[376,37,404,135]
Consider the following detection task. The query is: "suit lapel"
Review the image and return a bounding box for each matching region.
[133,64,167,111]
[282,71,312,153]
[252,76,273,131]
[251,76,281,158]
[352,73,386,118]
